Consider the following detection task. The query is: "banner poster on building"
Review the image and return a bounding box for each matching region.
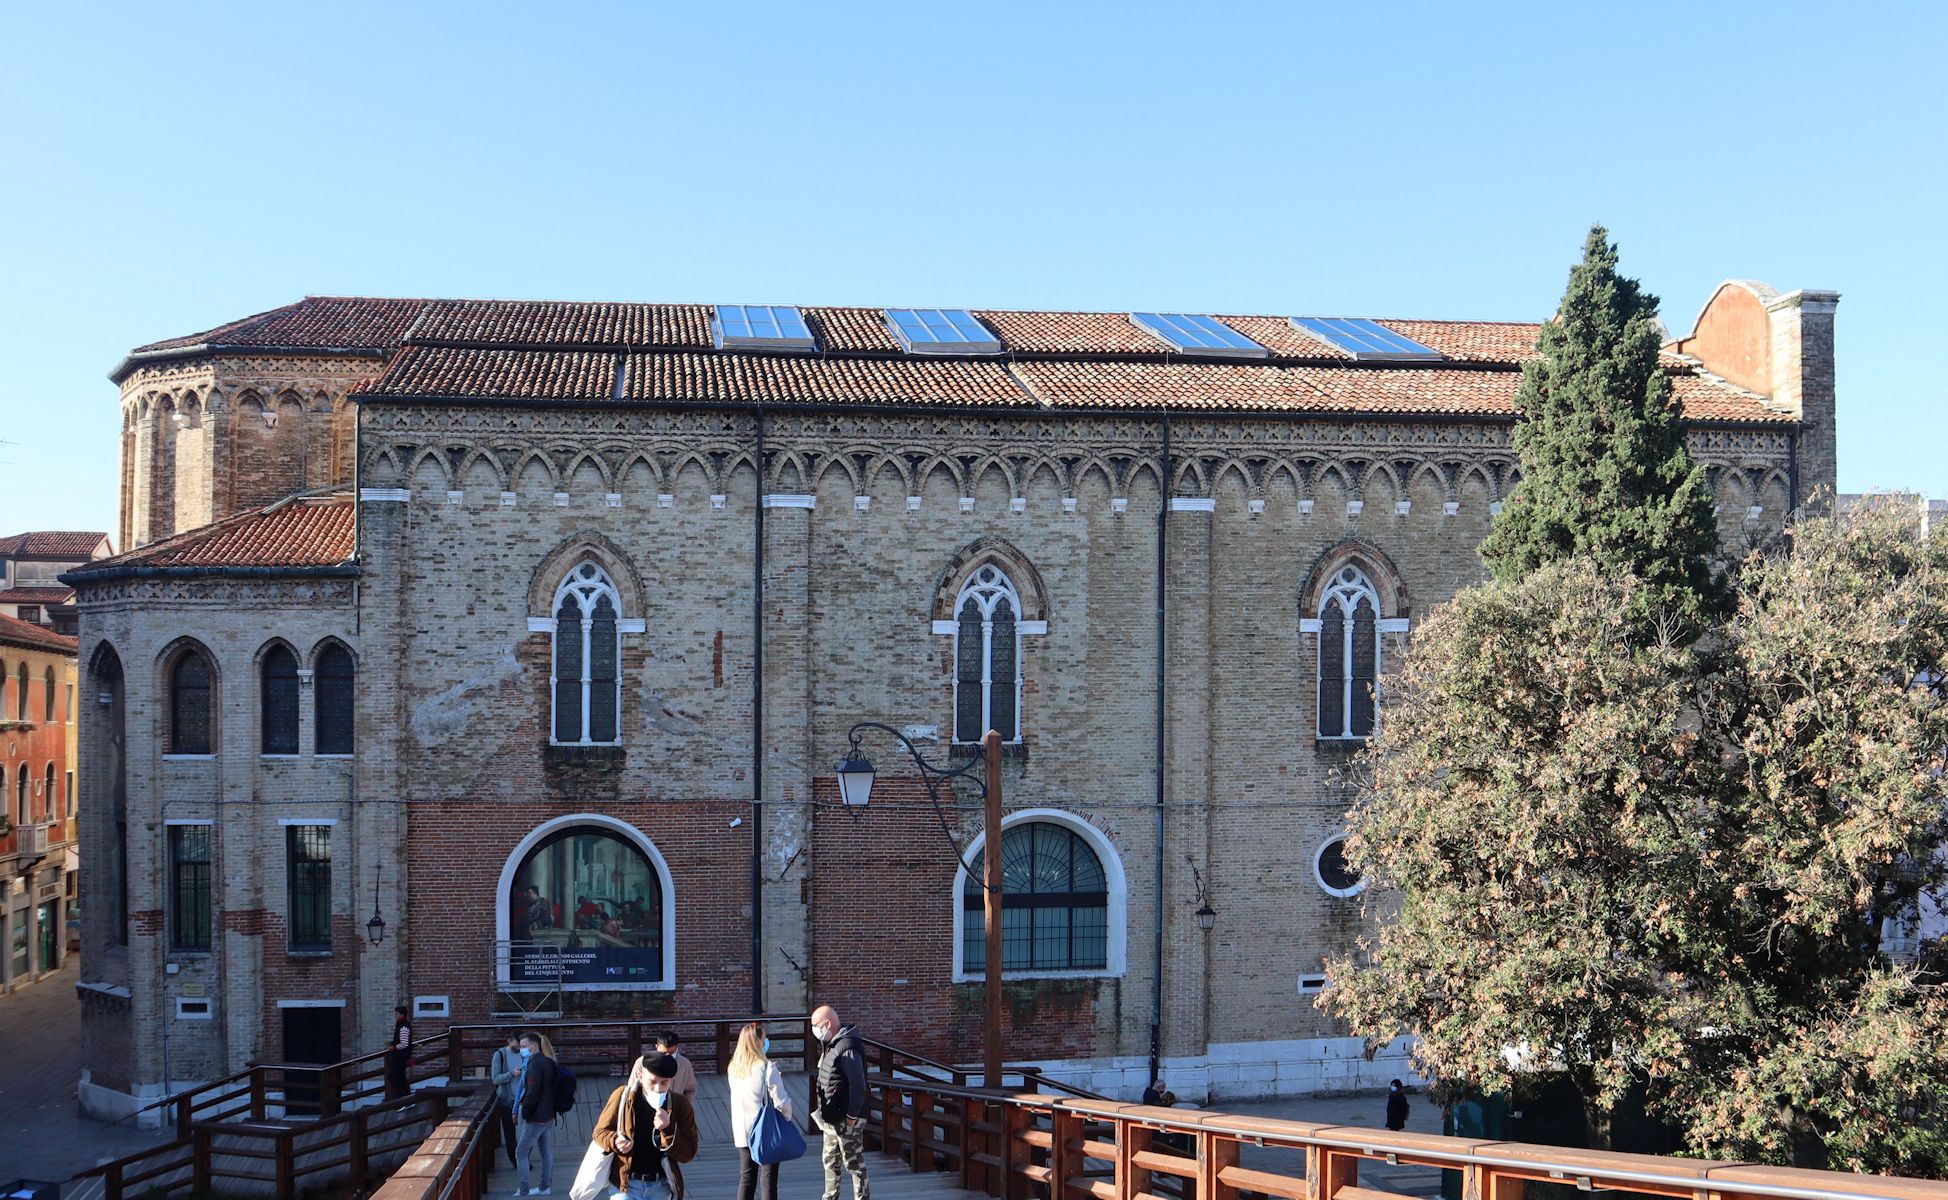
[508,827,664,987]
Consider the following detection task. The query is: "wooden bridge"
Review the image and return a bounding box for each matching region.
[81,1016,1948,1200]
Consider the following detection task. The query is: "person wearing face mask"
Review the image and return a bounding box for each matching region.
[592,1052,699,1200]
[727,1023,793,1200]
[515,1032,560,1196]
[810,1005,870,1200]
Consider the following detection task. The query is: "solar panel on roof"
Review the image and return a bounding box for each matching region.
[1129,313,1267,358]
[884,308,1002,355]
[1290,317,1441,361]
[714,305,816,351]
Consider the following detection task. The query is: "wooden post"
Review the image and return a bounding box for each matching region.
[1198,1130,1240,1200]
[958,1096,978,1193]
[191,1127,212,1194]
[626,1023,643,1067]
[177,1093,194,1142]
[1120,1118,1154,1200]
[804,1018,817,1074]
[717,1022,733,1074]
[321,1064,342,1118]
[275,1129,295,1198]
[1310,1147,1357,1200]
[912,1091,936,1172]
[1002,1102,1033,1200]
[349,1110,370,1187]
[250,1070,266,1121]
[983,729,1004,1090]
[104,1162,123,1200]
[448,1025,465,1080]
[1051,1107,1085,1200]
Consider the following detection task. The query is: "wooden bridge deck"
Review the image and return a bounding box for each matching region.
[487,1071,964,1200]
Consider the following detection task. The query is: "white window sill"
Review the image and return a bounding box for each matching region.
[259,754,301,760]
[952,968,1124,984]
[162,754,217,762]
[315,754,354,760]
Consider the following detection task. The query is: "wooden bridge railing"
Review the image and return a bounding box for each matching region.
[851,1081,1948,1200]
[86,1084,484,1200]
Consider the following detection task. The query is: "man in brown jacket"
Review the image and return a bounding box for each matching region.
[593,1053,700,1200]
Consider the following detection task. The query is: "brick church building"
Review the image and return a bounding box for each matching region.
[68,281,1835,1120]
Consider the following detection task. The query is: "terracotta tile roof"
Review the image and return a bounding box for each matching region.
[0,532,109,558]
[804,307,904,353]
[72,495,355,578]
[1013,361,1529,415]
[1379,320,1542,363]
[378,347,618,400]
[0,613,77,655]
[625,353,1032,406]
[131,297,428,354]
[0,588,75,605]
[411,300,712,348]
[974,310,1164,356]
[126,295,1795,426]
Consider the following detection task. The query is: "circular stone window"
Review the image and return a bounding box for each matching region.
[1314,837,1365,899]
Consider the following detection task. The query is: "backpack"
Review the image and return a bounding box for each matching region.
[552,1060,577,1117]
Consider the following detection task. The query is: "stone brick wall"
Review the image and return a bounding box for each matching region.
[77,340,1825,1106]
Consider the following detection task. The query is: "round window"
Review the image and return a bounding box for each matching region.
[1314,837,1365,898]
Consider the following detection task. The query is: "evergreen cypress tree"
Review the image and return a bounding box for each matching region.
[1480,225,1721,629]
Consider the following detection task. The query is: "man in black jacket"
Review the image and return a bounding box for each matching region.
[514,1033,559,1196]
[811,1005,870,1200]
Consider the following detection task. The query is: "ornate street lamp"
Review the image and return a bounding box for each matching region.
[839,722,1005,1089]
[366,865,387,945]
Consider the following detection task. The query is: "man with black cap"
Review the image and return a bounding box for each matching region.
[593,1052,700,1200]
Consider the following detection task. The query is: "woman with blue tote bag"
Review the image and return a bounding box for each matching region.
[728,1023,803,1200]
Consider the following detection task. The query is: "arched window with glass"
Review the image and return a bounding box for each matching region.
[14,661,25,721]
[43,666,55,723]
[552,563,622,746]
[168,648,214,755]
[315,643,355,756]
[260,645,299,755]
[954,565,1020,744]
[1316,566,1382,740]
[962,821,1109,974]
[506,824,666,986]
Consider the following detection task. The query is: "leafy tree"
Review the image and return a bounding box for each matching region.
[1481,226,1722,632]
[1324,499,1948,1172]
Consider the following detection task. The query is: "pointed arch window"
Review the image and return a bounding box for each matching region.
[552,563,622,746]
[260,646,300,755]
[43,666,55,722]
[1316,566,1381,740]
[168,650,214,755]
[315,644,355,755]
[954,566,1021,744]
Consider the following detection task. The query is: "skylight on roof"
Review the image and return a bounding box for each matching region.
[1290,317,1441,361]
[885,308,1001,355]
[714,305,816,351]
[1130,313,1267,358]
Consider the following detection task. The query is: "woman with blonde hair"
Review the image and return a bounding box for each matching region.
[727,1023,793,1200]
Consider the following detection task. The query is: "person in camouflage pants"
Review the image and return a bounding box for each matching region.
[811,1005,870,1200]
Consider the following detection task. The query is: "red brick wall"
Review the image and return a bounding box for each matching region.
[408,798,755,1032]
[250,911,363,1060]
[806,777,1099,1066]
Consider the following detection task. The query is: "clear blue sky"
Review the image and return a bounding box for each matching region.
[3,0,1942,538]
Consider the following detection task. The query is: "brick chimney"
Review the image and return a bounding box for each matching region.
[1668,281,1840,508]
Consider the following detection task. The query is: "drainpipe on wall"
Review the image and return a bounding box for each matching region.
[1149,413,1171,1086]
[751,409,766,1015]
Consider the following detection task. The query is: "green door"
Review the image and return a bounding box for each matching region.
[36,904,55,972]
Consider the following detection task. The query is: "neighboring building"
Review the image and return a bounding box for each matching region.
[0,612,79,994]
[0,532,114,636]
[70,284,1836,1122]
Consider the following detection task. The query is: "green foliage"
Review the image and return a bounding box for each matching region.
[1481,226,1722,632]
[1324,498,1948,1173]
